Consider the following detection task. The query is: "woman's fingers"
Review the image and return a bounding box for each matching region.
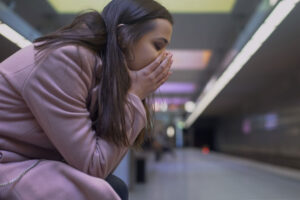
[155,57,172,84]
[151,54,172,78]
[154,57,173,89]
[128,51,173,99]
[155,71,172,90]
[143,52,167,75]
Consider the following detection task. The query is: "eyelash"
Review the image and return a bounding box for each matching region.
[154,43,163,51]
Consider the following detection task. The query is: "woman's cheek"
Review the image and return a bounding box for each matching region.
[128,45,158,70]
[143,49,160,68]
[134,51,157,70]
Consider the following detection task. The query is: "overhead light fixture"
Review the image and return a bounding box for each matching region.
[155,82,197,94]
[168,49,212,70]
[153,101,168,112]
[155,97,190,105]
[184,0,299,128]
[48,0,236,14]
[166,126,175,138]
[269,0,279,6]
[184,101,195,113]
[0,21,32,48]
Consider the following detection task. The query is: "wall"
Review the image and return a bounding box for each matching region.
[215,103,300,169]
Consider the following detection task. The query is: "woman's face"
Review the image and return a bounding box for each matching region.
[126,18,173,71]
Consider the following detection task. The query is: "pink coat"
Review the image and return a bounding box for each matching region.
[0,44,146,199]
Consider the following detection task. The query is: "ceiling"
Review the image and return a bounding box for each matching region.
[203,2,300,117]
[0,0,266,121]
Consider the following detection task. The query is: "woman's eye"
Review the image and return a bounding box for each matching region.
[154,43,163,51]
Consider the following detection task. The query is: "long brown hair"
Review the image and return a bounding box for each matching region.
[34,0,173,147]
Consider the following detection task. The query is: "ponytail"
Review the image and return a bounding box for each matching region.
[97,8,132,146]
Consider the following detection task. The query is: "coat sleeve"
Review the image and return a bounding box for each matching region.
[22,45,146,178]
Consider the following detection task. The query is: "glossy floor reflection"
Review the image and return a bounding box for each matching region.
[129,148,300,200]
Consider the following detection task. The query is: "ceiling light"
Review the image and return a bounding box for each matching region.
[0,21,31,48]
[156,82,197,94]
[184,101,195,113]
[48,0,236,14]
[184,0,299,128]
[269,0,279,6]
[167,126,175,138]
[155,97,190,105]
[168,49,212,70]
[154,101,168,112]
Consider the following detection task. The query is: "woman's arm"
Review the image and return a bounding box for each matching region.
[22,44,146,178]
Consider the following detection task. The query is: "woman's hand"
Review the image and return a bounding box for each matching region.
[128,52,173,100]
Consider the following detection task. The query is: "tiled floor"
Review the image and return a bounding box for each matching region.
[129,148,300,200]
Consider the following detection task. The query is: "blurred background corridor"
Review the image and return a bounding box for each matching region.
[1,0,300,199]
[130,148,300,200]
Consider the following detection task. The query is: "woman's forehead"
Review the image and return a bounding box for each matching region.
[146,19,173,42]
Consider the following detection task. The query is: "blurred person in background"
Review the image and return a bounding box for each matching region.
[152,128,176,161]
[0,0,173,199]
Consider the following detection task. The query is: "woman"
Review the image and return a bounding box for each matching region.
[0,0,173,199]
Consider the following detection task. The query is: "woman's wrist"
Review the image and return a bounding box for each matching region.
[128,90,144,101]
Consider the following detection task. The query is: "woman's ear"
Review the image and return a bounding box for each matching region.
[117,24,126,50]
[117,24,134,60]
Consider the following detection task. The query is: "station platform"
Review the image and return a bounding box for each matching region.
[129,148,300,200]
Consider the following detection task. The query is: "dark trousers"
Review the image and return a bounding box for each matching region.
[105,174,128,200]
